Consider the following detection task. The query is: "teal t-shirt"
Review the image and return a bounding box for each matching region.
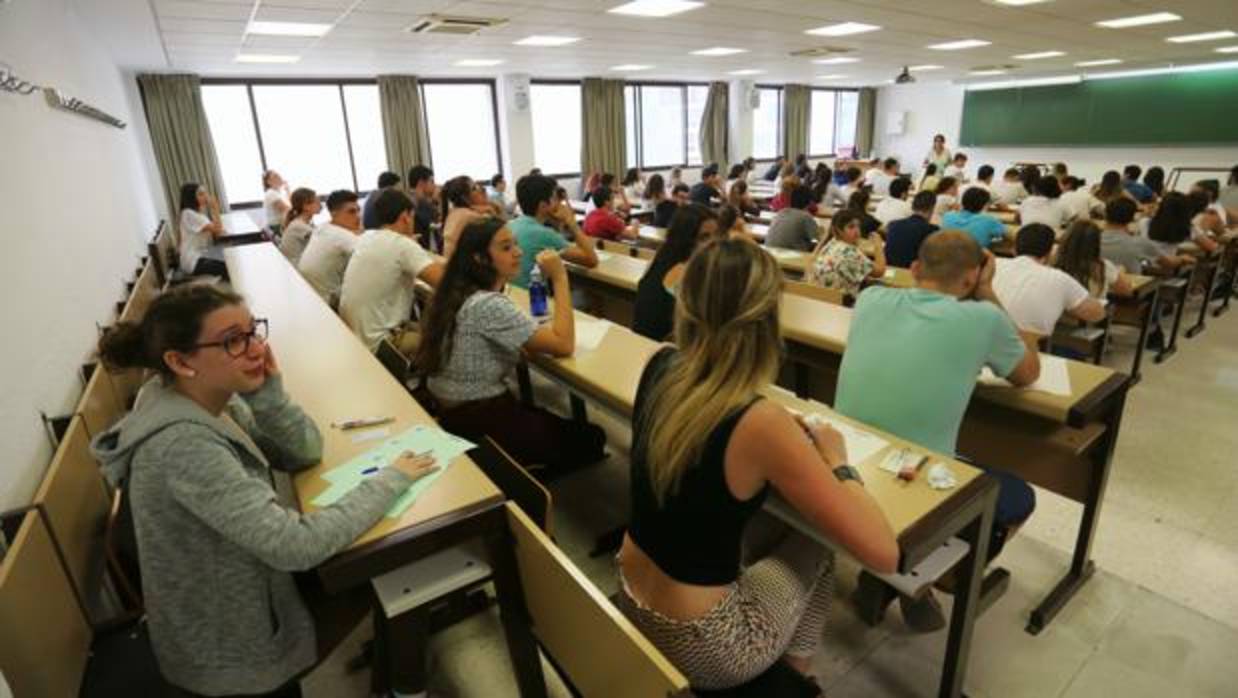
[510,215,569,288]
[835,287,1026,455]
[942,210,1007,249]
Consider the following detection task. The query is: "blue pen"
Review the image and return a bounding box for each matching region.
[361,466,380,475]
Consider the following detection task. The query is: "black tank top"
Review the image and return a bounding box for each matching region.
[628,348,768,585]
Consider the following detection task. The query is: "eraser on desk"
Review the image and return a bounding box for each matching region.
[927,463,957,490]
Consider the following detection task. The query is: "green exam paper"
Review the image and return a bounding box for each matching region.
[310,424,476,518]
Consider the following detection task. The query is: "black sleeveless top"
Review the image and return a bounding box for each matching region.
[628,348,769,585]
[633,262,676,341]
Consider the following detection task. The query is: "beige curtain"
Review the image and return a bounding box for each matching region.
[138,73,227,218]
[856,87,877,157]
[782,84,810,160]
[699,81,729,170]
[377,75,431,180]
[581,78,627,178]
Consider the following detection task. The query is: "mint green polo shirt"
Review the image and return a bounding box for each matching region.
[510,215,568,289]
[835,286,1027,455]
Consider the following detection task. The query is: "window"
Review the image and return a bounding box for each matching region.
[640,86,686,168]
[530,83,582,176]
[421,82,500,180]
[686,85,708,166]
[809,89,838,156]
[625,85,638,169]
[251,85,356,196]
[752,87,782,160]
[342,85,387,191]
[835,91,860,156]
[201,85,265,204]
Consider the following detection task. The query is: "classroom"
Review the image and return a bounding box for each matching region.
[3,0,1238,696]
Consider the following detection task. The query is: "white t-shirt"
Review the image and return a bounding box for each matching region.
[993,255,1091,336]
[863,168,883,186]
[1058,189,1097,223]
[943,164,967,181]
[934,193,958,217]
[263,187,289,227]
[298,222,358,307]
[991,180,1027,206]
[873,197,913,225]
[178,208,212,273]
[338,228,435,351]
[1019,196,1071,231]
[869,171,895,197]
[962,181,991,198]
[279,219,314,266]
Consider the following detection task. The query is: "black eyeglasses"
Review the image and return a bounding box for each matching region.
[192,319,269,358]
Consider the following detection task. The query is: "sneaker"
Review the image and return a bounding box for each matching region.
[899,591,947,633]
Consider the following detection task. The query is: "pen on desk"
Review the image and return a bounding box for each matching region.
[333,416,394,430]
[898,455,929,482]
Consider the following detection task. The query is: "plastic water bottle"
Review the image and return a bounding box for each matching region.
[529,266,548,318]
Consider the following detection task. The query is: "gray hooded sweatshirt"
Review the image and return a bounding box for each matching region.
[91,374,411,695]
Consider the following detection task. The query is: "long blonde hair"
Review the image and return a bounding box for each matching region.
[642,238,783,504]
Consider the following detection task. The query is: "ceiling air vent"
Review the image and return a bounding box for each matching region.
[406,14,508,35]
[789,46,855,58]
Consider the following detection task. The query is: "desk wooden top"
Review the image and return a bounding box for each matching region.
[224,244,502,550]
[507,286,983,543]
[222,211,261,237]
[565,251,1118,424]
[635,226,810,275]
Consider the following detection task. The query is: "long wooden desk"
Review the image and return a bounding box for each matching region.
[221,210,268,246]
[564,254,1132,634]
[225,243,548,697]
[508,287,997,698]
[635,225,811,277]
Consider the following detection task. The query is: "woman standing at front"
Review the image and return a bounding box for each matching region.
[617,239,899,692]
[923,133,951,173]
[91,284,437,697]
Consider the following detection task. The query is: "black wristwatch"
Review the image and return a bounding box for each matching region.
[833,464,865,486]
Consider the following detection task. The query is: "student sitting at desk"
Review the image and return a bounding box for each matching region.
[299,190,362,309]
[1100,198,1186,275]
[339,189,445,355]
[583,187,640,241]
[1191,180,1230,235]
[690,165,724,206]
[92,284,438,698]
[837,230,1040,632]
[1123,165,1156,204]
[727,180,761,216]
[441,176,502,259]
[884,191,939,268]
[725,164,746,197]
[1056,220,1131,299]
[718,205,759,243]
[654,182,691,229]
[634,204,718,341]
[487,173,518,217]
[943,186,1007,250]
[992,224,1107,337]
[177,182,228,279]
[416,218,606,476]
[618,238,898,691]
[868,157,900,196]
[278,187,319,266]
[669,166,685,189]
[1058,176,1100,223]
[813,166,848,210]
[1143,166,1166,201]
[623,167,645,202]
[918,164,941,195]
[1091,170,1128,210]
[1140,191,1219,256]
[847,189,882,237]
[262,169,291,237]
[408,165,439,250]
[873,176,913,225]
[765,185,819,252]
[943,152,968,181]
[763,156,787,182]
[644,174,669,224]
[839,166,864,202]
[362,171,400,231]
[807,210,886,296]
[932,176,961,217]
[1019,176,1072,231]
[964,164,995,197]
[510,175,599,291]
[990,167,1027,207]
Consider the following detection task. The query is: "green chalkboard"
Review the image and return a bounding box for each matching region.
[960,69,1238,146]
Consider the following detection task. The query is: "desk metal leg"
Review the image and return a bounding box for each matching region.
[939,480,997,698]
[1185,263,1218,338]
[1127,291,1155,385]
[1156,288,1186,363]
[1027,385,1127,634]
[484,508,549,698]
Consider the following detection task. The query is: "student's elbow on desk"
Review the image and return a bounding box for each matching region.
[1007,347,1041,387]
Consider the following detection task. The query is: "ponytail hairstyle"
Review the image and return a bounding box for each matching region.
[642,238,783,504]
[284,187,317,229]
[1056,221,1105,294]
[717,204,742,235]
[440,175,475,224]
[414,217,506,377]
[98,284,244,380]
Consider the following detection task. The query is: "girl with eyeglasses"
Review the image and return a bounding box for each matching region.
[92,284,438,697]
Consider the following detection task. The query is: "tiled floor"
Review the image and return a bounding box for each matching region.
[308,293,1238,697]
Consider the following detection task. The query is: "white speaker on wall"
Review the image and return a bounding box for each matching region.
[510,74,531,112]
[748,88,761,110]
[886,110,907,136]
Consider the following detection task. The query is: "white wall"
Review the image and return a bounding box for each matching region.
[0,0,162,509]
[873,82,1238,185]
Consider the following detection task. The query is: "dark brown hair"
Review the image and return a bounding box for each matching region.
[98,284,244,379]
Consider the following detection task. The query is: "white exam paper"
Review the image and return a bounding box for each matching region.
[978,354,1072,396]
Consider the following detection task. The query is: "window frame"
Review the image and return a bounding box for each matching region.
[198,76,504,207]
[625,80,711,171]
[807,87,861,159]
[751,84,784,163]
[528,79,585,180]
